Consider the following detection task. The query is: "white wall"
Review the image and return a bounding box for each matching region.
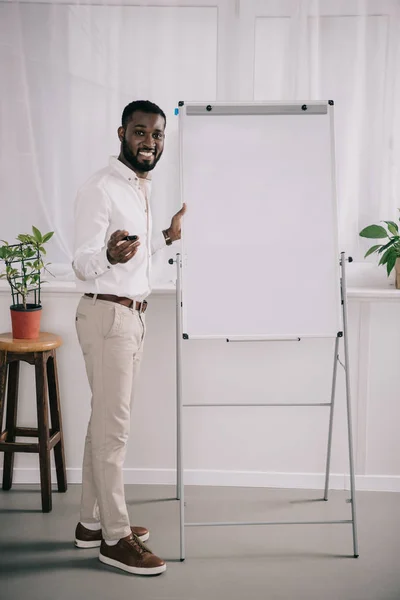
[1,262,399,492]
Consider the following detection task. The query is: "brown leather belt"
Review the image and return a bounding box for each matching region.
[84,293,147,313]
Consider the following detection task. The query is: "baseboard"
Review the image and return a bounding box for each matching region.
[1,468,400,492]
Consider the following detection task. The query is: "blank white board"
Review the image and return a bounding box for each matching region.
[179,102,341,339]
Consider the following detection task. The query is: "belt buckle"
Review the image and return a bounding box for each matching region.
[139,300,147,314]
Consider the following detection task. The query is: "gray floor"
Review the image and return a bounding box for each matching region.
[0,484,399,600]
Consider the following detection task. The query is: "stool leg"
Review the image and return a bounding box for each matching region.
[3,361,20,490]
[0,352,7,435]
[35,353,52,512]
[47,352,67,492]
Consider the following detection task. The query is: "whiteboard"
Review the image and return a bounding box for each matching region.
[179,102,341,339]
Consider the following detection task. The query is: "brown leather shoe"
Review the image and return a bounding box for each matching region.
[99,534,166,575]
[74,522,149,548]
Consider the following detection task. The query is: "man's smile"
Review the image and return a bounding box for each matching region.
[137,150,155,159]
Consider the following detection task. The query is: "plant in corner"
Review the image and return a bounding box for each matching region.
[359,215,400,289]
[0,226,54,339]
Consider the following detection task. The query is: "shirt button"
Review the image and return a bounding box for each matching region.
[95,271,97,275]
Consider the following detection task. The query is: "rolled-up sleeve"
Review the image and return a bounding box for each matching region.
[151,230,167,255]
[72,184,113,281]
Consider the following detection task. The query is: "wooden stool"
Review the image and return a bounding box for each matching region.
[0,332,67,512]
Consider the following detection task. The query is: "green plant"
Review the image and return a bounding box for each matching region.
[359,216,400,277]
[0,226,54,309]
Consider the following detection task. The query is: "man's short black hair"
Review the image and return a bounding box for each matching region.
[121,100,166,129]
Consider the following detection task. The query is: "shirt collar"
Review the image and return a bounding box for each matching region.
[109,156,152,186]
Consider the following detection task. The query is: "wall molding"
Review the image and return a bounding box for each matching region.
[3,468,399,493]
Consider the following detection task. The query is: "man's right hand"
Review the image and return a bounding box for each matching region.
[107,230,140,265]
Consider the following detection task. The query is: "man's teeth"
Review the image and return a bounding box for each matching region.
[139,151,154,157]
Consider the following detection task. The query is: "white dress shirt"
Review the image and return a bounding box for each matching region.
[73,156,166,301]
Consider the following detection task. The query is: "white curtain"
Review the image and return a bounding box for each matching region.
[0,1,218,281]
[252,0,400,259]
[0,0,399,281]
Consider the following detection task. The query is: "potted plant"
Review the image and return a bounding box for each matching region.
[359,216,400,289]
[0,226,54,339]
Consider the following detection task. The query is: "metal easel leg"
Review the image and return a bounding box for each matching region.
[324,335,340,500]
[174,253,186,561]
[176,255,182,503]
[340,252,359,558]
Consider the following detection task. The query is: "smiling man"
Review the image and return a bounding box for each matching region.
[119,110,164,173]
[72,100,186,576]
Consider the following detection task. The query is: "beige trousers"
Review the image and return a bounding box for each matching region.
[75,295,146,541]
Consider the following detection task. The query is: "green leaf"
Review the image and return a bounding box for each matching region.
[359,225,388,239]
[39,247,46,255]
[378,239,396,253]
[387,253,397,276]
[42,232,54,243]
[17,234,32,244]
[379,247,395,266]
[32,226,43,243]
[384,221,399,236]
[364,244,382,258]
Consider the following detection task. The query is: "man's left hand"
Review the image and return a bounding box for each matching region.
[166,203,187,242]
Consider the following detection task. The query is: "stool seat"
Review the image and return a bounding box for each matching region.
[0,332,63,353]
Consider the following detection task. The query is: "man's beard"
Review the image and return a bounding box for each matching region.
[122,137,162,172]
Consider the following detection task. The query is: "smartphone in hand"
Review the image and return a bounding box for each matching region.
[123,235,138,241]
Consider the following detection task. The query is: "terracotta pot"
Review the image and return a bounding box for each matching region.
[396,258,400,290]
[10,304,42,339]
